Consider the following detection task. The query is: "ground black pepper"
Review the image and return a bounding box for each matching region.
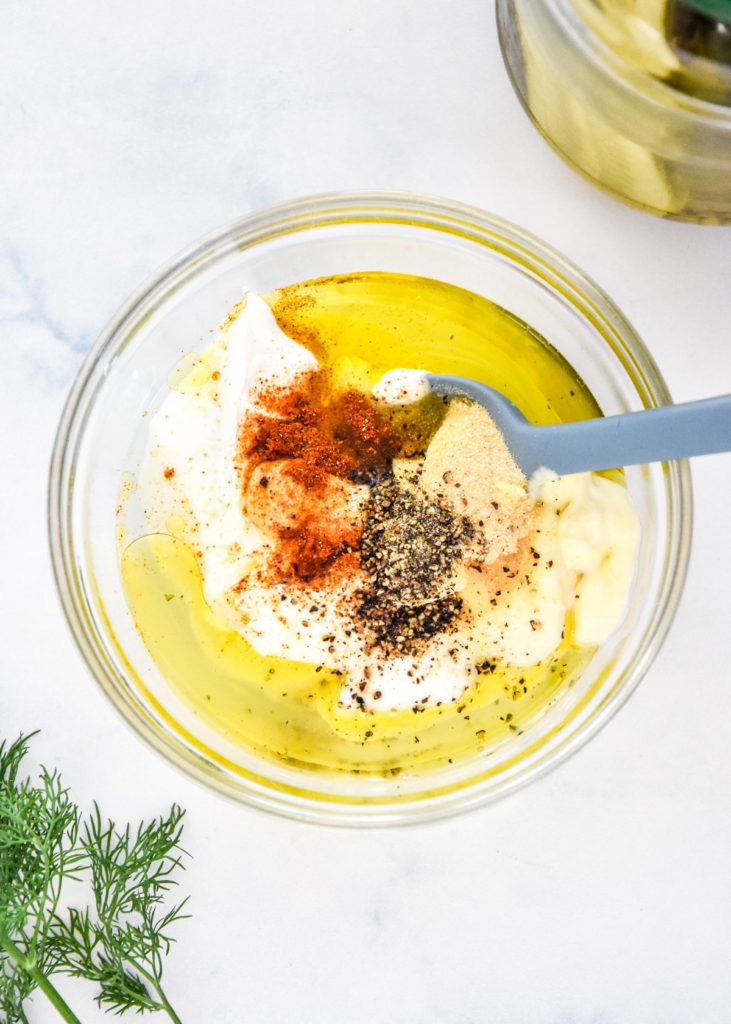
[354,474,473,652]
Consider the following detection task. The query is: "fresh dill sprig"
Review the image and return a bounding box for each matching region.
[51,805,189,1021]
[0,732,84,1023]
[0,733,188,1024]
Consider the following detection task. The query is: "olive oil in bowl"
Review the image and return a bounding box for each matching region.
[120,272,603,779]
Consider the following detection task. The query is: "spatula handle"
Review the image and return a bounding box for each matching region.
[536,394,731,475]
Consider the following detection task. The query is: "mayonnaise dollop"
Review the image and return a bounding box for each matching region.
[372,368,430,405]
[138,291,640,712]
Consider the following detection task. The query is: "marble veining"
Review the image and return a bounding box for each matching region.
[1,2,731,1022]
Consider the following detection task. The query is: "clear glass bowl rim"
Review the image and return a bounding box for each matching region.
[48,190,693,826]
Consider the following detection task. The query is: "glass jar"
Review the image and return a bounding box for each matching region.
[497,0,731,222]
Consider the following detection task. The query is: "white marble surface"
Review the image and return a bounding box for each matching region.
[2,2,731,1022]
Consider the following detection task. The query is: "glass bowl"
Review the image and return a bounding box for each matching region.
[49,192,692,825]
[497,0,731,222]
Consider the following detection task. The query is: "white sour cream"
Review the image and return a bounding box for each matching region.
[372,368,430,405]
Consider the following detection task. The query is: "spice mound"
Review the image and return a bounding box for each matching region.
[138,291,639,713]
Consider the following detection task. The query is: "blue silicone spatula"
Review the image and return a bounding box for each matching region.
[427,374,731,476]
